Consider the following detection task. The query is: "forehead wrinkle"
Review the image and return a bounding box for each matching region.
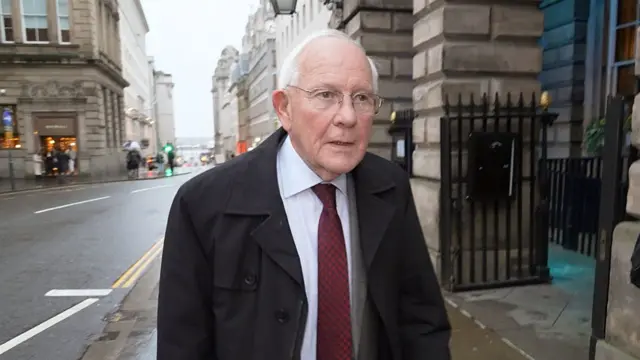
[297,39,371,90]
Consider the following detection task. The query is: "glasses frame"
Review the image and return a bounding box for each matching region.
[287,85,383,115]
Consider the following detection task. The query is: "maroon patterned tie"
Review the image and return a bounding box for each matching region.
[312,183,353,360]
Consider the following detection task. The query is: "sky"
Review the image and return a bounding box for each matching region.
[140,0,258,139]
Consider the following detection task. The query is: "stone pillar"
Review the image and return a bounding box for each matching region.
[411,1,543,278]
[595,93,640,359]
[117,94,125,146]
[103,87,112,149]
[46,0,60,43]
[331,0,414,160]
[10,0,24,43]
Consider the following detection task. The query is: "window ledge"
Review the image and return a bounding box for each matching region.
[0,43,81,62]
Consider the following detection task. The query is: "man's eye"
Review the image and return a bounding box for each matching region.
[354,94,369,102]
[316,91,335,99]
[354,94,373,104]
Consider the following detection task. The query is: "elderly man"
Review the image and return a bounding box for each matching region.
[157,29,451,360]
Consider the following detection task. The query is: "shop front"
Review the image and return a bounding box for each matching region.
[32,115,78,174]
[33,116,77,152]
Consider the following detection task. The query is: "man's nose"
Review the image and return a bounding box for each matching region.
[334,97,357,127]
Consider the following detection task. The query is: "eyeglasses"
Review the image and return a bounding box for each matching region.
[287,85,383,115]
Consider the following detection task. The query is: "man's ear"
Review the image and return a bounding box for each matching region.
[272,89,292,131]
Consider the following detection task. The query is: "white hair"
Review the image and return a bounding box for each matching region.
[277,29,379,93]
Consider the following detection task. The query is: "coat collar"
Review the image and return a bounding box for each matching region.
[226,127,396,214]
[225,127,397,285]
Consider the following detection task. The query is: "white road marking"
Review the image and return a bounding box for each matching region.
[130,185,173,193]
[0,298,99,355]
[501,338,537,360]
[34,196,111,214]
[445,298,459,308]
[45,289,112,297]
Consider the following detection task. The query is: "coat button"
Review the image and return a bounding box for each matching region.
[244,274,256,286]
[275,309,289,324]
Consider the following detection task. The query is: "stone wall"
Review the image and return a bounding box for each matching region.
[594,222,640,360]
[332,0,414,160]
[411,1,543,278]
[595,93,640,360]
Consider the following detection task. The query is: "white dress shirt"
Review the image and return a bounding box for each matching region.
[276,136,353,360]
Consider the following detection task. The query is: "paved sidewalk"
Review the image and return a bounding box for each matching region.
[0,168,192,194]
[446,245,594,360]
[80,256,531,360]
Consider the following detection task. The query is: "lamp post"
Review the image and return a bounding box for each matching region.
[268,0,297,14]
[268,0,342,14]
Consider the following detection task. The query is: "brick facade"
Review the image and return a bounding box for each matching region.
[0,0,128,178]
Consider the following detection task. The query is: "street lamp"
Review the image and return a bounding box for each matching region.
[269,0,297,15]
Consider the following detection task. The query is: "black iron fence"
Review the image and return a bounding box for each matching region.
[546,156,629,258]
[440,93,557,292]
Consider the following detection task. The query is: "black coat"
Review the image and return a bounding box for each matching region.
[157,128,451,360]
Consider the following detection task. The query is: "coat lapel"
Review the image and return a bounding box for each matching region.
[352,154,397,271]
[224,128,304,287]
[223,129,398,287]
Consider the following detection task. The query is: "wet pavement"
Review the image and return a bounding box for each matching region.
[446,245,594,360]
[80,256,532,360]
[0,167,191,194]
[0,168,207,360]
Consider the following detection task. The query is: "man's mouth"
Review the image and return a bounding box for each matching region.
[330,141,353,146]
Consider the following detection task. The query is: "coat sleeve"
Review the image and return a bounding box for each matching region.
[157,189,215,359]
[398,179,452,359]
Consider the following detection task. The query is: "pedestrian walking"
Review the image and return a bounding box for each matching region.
[157,29,451,360]
[67,148,76,175]
[126,149,142,179]
[32,152,43,178]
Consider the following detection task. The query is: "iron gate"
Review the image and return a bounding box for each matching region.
[439,93,557,292]
[546,156,629,258]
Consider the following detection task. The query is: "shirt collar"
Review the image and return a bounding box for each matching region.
[277,136,347,199]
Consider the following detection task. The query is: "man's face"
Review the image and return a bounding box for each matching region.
[273,37,377,181]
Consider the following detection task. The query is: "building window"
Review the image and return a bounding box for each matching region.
[1,105,20,149]
[1,0,14,42]
[296,13,299,34]
[310,0,314,21]
[56,0,70,43]
[22,0,48,42]
[608,0,639,96]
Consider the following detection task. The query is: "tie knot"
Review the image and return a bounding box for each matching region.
[312,183,337,209]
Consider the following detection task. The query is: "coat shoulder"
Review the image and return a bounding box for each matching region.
[174,153,253,209]
[362,151,411,186]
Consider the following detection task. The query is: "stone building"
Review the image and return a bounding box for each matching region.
[152,69,175,147]
[119,0,156,155]
[243,0,277,150]
[274,0,331,76]
[0,0,128,177]
[219,64,239,158]
[211,46,239,161]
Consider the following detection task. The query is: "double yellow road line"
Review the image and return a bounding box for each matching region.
[112,238,164,288]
